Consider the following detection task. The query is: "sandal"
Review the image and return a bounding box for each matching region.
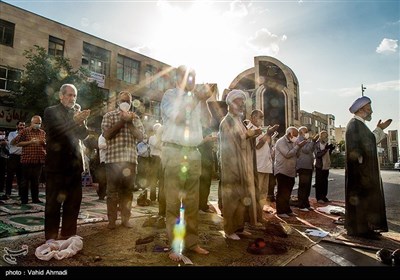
[333,217,345,225]
[135,235,155,245]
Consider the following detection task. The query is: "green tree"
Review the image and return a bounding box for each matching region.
[10,45,105,121]
[331,140,346,168]
[338,140,345,153]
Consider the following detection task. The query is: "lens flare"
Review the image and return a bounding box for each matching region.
[181,166,188,173]
[243,197,252,206]
[132,99,141,108]
[122,168,131,177]
[172,200,186,255]
[184,127,190,141]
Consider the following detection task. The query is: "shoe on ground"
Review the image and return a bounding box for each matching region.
[262,205,272,212]
[376,248,393,265]
[225,233,240,240]
[287,212,297,217]
[107,221,116,229]
[299,208,310,212]
[322,197,330,202]
[32,199,43,203]
[277,213,290,218]
[317,199,325,203]
[122,220,134,228]
[236,230,252,237]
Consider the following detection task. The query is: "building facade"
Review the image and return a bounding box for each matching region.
[0,2,176,131]
[385,130,399,164]
[299,110,337,141]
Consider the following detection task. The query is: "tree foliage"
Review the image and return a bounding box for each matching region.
[11,45,105,121]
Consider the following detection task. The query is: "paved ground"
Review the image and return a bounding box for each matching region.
[0,173,399,273]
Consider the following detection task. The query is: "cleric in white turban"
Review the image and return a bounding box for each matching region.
[349,96,371,114]
[226,89,247,105]
[345,94,392,239]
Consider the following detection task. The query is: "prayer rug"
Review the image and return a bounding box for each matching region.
[322,230,400,251]
[0,213,317,267]
[0,187,166,239]
[0,188,107,238]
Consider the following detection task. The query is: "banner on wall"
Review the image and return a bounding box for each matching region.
[88,71,105,88]
[0,106,31,129]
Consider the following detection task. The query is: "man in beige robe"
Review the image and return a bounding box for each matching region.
[219,90,261,240]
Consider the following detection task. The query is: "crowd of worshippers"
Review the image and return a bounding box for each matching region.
[1,66,391,262]
[0,70,337,261]
[0,82,335,229]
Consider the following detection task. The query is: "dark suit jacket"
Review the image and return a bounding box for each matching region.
[43,103,89,174]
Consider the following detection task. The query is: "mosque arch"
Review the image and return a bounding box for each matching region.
[227,56,300,136]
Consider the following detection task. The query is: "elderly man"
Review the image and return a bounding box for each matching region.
[274,127,307,218]
[345,96,392,239]
[314,130,335,203]
[295,126,318,211]
[43,84,90,241]
[12,115,46,204]
[219,90,261,240]
[247,109,279,212]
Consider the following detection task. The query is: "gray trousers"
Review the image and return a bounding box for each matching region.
[161,145,201,251]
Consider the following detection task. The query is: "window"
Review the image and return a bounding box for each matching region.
[48,36,65,57]
[389,131,397,142]
[302,116,312,125]
[117,55,140,84]
[0,66,21,91]
[0,19,15,47]
[146,64,165,90]
[82,42,110,76]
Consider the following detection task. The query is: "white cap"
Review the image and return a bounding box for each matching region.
[226,89,246,105]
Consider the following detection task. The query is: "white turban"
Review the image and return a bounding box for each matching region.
[226,90,246,105]
[349,96,371,114]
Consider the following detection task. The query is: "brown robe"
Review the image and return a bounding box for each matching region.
[219,113,258,235]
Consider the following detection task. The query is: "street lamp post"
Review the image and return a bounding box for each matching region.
[361,84,366,96]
